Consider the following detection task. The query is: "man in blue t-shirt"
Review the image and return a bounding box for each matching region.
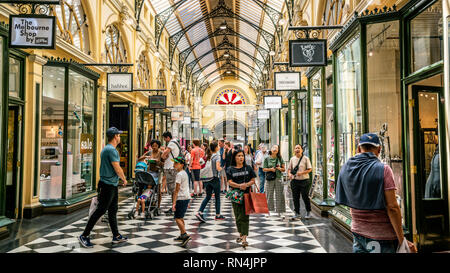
[78,127,128,248]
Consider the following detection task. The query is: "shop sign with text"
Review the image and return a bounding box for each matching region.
[9,15,56,49]
[264,96,282,109]
[148,95,166,109]
[107,73,133,92]
[80,134,94,154]
[274,72,301,91]
[257,109,270,119]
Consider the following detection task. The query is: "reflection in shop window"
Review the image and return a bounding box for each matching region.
[336,34,362,168]
[66,71,95,198]
[325,65,335,199]
[0,37,3,169]
[40,66,65,200]
[367,20,405,224]
[411,0,442,72]
[311,71,323,198]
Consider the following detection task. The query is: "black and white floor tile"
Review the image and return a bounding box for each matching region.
[8,188,326,253]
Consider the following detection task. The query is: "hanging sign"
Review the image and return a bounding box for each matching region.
[148,95,166,109]
[191,122,199,128]
[182,116,191,125]
[257,109,270,120]
[9,14,56,49]
[289,39,327,67]
[313,96,322,108]
[264,96,282,109]
[202,128,210,134]
[171,111,183,121]
[274,72,301,91]
[107,73,133,92]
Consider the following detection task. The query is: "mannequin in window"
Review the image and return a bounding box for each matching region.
[425,134,440,198]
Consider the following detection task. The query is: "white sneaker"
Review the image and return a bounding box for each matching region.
[279,213,286,219]
[304,211,312,219]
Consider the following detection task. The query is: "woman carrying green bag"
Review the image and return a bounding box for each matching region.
[226,150,256,248]
[263,145,286,219]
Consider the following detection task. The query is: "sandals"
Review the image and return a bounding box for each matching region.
[242,241,249,248]
[236,237,243,243]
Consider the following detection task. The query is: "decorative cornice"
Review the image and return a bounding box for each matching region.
[44,56,101,78]
[28,54,48,66]
[329,12,359,51]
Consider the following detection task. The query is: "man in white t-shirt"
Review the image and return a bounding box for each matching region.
[172,156,191,247]
[161,131,181,214]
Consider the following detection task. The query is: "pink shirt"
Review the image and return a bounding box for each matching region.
[350,165,397,240]
[190,147,204,170]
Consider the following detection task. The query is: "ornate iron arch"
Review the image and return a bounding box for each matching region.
[167,0,276,69]
[177,25,270,71]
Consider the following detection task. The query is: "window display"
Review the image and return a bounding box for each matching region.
[40,66,65,200]
[410,0,442,72]
[66,71,95,198]
[39,64,97,201]
[0,37,3,158]
[325,64,335,199]
[310,71,323,197]
[366,21,405,223]
[336,33,362,168]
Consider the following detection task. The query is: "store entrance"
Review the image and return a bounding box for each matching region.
[109,102,131,178]
[411,82,449,252]
[5,105,22,219]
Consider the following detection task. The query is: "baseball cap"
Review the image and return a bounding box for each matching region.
[172,156,186,165]
[358,133,381,147]
[106,127,123,138]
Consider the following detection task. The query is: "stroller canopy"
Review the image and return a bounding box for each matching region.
[135,171,156,186]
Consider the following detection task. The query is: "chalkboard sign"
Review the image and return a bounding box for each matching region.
[289,39,327,67]
[148,95,166,109]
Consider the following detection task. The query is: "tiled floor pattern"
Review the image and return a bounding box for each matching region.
[8,190,327,253]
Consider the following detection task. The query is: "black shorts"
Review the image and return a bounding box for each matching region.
[174,199,190,219]
[192,169,201,181]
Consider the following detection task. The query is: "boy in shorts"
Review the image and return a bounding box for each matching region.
[172,156,191,247]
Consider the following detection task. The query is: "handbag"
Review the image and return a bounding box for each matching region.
[244,184,269,215]
[290,155,304,176]
[265,157,279,181]
[225,188,244,204]
[396,239,411,253]
[88,196,101,225]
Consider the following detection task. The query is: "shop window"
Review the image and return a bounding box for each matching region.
[310,71,323,197]
[410,0,443,72]
[0,37,3,164]
[40,66,65,200]
[325,64,335,199]
[367,20,404,223]
[336,33,362,168]
[9,57,21,99]
[66,71,95,198]
[51,0,90,55]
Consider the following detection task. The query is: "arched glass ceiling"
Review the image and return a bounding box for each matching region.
[149,0,285,87]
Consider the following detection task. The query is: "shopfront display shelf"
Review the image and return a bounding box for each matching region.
[40,190,97,212]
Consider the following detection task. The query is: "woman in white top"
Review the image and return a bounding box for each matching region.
[287,144,312,220]
[243,145,255,171]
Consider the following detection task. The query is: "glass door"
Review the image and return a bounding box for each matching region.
[5,106,22,219]
[411,83,449,251]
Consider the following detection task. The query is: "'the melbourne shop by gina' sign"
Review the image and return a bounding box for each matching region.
[9,15,56,49]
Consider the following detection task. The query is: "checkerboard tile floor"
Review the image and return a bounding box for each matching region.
[8,190,327,253]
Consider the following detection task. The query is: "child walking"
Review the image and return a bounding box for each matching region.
[172,156,192,247]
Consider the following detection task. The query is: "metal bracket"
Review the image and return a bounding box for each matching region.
[289,25,343,39]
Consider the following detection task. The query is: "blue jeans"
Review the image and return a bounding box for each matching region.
[258,168,266,193]
[352,232,398,253]
[199,177,221,215]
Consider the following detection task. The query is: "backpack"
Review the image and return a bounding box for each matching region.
[200,159,214,181]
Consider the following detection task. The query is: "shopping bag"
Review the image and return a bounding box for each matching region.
[88,196,101,225]
[244,185,269,215]
[396,239,411,253]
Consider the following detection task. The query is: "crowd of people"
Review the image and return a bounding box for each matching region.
[78,127,416,253]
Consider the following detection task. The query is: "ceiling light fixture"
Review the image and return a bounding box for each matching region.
[171,70,176,76]
[279,18,286,25]
[154,51,160,58]
[269,50,276,56]
[220,21,227,30]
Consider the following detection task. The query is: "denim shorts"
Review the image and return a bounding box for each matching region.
[352,232,398,253]
[174,199,190,219]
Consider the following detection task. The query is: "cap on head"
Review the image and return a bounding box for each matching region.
[358,133,381,147]
[106,127,123,138]
[172,156,186,165]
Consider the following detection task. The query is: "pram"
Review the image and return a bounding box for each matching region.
[128,171,160,220]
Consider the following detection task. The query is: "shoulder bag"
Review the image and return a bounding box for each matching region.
[290,155,304,176]
[265,157,279,181]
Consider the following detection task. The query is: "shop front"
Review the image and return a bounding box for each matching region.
[307,61,335,215]
[37,59,98,211]
[0,23,28,236]
[327,0,448,251]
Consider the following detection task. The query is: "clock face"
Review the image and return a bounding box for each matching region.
[215,89,246,105]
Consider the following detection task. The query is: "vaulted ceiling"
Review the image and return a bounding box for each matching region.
[147,0,287,91]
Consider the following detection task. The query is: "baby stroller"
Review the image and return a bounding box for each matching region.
[128,171,160,220]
